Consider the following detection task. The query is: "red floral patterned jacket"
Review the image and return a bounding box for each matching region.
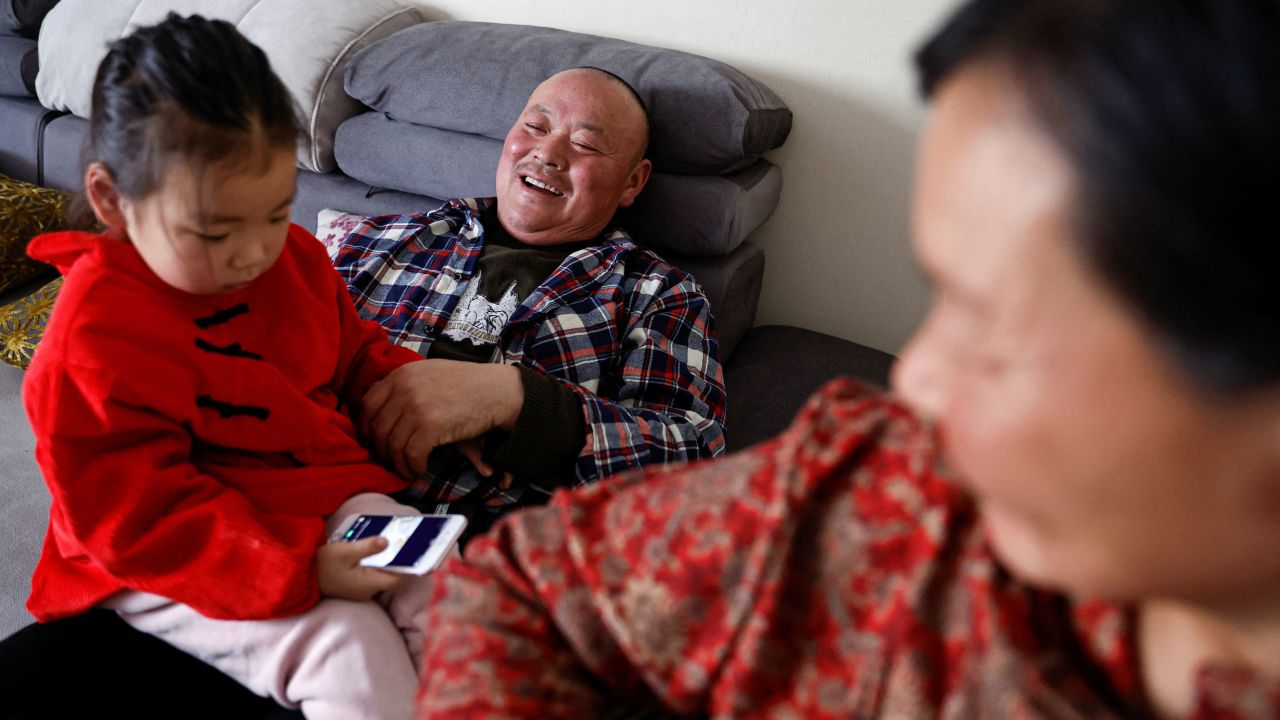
[418,380,1280,719]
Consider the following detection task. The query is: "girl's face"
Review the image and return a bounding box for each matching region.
[114,146,297,295]
[893,63,1280,612]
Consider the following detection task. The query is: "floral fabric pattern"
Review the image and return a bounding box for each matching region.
[0,276,59,369]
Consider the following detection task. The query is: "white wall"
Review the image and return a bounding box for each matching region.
[411,0,955,354]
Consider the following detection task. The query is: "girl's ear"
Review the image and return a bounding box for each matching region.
[84,162,128,231]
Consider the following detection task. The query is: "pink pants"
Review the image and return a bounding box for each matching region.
[103,493,437,720]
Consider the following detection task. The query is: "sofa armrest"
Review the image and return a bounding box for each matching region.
[724,325,897,452]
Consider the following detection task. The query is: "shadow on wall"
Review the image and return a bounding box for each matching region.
[751,71,930,354]
[414,6,454,22]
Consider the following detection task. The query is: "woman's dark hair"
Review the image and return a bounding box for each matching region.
[916,0,1280,392]
[85,12,299,201]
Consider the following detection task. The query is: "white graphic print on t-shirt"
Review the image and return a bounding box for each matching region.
[442,271,521,346]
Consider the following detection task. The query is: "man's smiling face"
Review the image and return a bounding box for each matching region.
[495,69,652,246]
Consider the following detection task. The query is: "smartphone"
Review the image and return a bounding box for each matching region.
[330,514,467,575]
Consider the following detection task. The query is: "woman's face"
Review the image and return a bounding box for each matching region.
[893,64,1280,611]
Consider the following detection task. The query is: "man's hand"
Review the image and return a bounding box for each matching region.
[457,437,516,490]
[361,359,524,479]
[316,536,407,600]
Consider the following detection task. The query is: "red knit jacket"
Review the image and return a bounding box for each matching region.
[23,226,421,622]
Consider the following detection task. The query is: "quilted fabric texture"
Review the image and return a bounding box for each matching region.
[35,0,423,172]
[0,173,65,294]
[0,275,59,369]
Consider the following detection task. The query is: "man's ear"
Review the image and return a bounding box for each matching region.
[84,162,128,231]
[616,158,653,209]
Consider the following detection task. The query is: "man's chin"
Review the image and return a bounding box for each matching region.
[493,211,564,246]
[496,203,549,236]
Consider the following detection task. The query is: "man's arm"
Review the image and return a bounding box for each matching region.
[567,268,727,483]
[364,268,726,486]
[361,359,525,479]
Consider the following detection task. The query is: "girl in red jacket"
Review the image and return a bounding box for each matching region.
[24,14,432,720]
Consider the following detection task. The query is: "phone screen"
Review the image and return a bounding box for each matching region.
[341,515,451,569]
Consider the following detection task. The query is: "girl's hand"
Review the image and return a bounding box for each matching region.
[316,536,408,600]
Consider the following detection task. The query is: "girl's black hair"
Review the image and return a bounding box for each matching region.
[85,12,299,201]
[916,0,1280,393]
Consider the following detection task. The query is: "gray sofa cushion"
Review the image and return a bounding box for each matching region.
[334,112,782,257]
[667,241,764,362]
[334,115,498,198]
[0,95,51,183]
[621,161,781,260]
[1,0,59,38]
[291,166,442,239]
[345,21,791,174]
[0,34,36,96]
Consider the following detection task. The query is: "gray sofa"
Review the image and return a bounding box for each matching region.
[0,9,895,715]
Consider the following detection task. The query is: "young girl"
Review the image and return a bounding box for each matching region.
[24,14,434,720]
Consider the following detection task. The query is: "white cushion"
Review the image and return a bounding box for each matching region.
[315,207,361,256]
[35,0,422,172]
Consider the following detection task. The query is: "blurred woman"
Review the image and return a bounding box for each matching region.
[416,1,1280,717]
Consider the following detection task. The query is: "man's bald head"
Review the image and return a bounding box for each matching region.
[569,67,650,165]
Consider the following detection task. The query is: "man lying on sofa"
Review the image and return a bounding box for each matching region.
[337,66,727,536]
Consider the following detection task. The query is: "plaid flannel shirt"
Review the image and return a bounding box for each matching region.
[329,198,727,493]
